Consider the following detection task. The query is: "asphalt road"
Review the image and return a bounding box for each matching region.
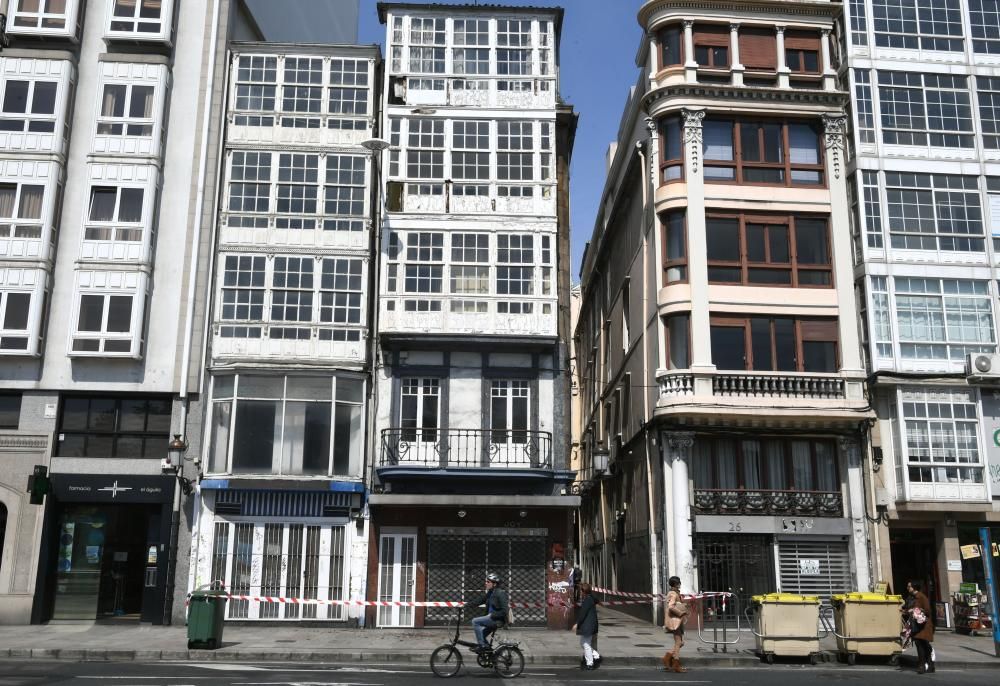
[0,661,997,686]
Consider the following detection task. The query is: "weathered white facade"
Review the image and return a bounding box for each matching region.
[367,2,578,630]
[575,0,875,623]
[0,0,222,624]
[189,42,380,625]
[844,0,1000,604]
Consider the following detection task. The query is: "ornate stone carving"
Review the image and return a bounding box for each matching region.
[0,434,49,451]
[645,116,658,180]
[681,109,705,174]
[822,115,847,180]
[665,431,696,459]
[838,435,861,466]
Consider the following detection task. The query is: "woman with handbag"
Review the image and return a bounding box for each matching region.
[662,576,689,673]
[904,580,935,674]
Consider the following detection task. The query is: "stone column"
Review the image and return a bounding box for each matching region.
[821,28,836,91]
[729,23,744,86]
[840,436,872,593]
[823,114,864,380]
[681,109,714,387]
[647,116,669,372]
[683,20,697,83]
[776,26,789,88]
[664,431,696,589]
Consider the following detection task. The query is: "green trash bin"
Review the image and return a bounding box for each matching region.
[187,585,228,650]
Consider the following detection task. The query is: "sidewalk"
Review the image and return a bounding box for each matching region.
[0,607,997,668]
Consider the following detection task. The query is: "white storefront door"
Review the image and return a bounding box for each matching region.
[377,531,417,627]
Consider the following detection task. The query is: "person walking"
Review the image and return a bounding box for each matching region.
[904,580,935,674]
[571,581,601,670]
[662,576,689,673]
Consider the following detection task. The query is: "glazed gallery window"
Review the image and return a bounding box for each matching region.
[225,151,368,232]
[409,17,446,74]
[218,255,364,341]
[282,56,323,119]
[72,293,136,354]
[57,395,171,458]
[659,116,683,183]
[658,24,683,68]
[0,289,31,351]
[703,119,823,186]
[403,231,444,312]
[97,82,154,136]
[497,19,532,76]
[693,437,839,493]
[207,374,364,477]
[0,78,57,132]
[497,234,534,314]
[453,19,490,75]
[109,0,165,34]
[85,186,144,242]
[970,0,1000,54]
[0,183,44,239]
[449,232,489,299]
[406,118,445,185]
[884,173,983,251]
[710,316,839,373]
[977,76,1000,150]
[878,72,973,148]
[871,0,964,52]
[451,120,490,193]
[902,388,984,486]
[10,0,72,30]
[662,211,687,283]
[706,214,832,286]
[892,278,995,361]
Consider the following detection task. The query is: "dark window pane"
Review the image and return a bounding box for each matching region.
[744,167,784,183]
[2,81,28,114]
[88,398,117,431]
[3,292,30,329]
[106,296,133,333]
[763,124,783,163]
[663,117,682,160]
[61,398,90,431]
[0,393,20,429]
[747,224,766,262]
[115,435,144,457]
[741,123,761,161]
[711,325,746,370]
[769,227,790,262]
[704,121,734,161]
[774,319,796,371]
[146,398,172,433]
[795,219,829,264]
[86,434,115,457]
[803,340,837,372]
[708,266,742,282]
[706,218,740,261]
[118,398,148,431]
[302,402,332,475]
[77,295,104,332]
[31,82,57,115]
[798,270,831,286]
[232,400,277,473]
[333,403,355,475]
[57,434,86,457]
[751,318,773,371]
[748,268,792,284]
[89,188,117,222]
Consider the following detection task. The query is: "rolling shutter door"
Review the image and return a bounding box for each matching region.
[778,539,852,601]
[784,30,822,53]
[740,28,777,70]
[693,25,730,47]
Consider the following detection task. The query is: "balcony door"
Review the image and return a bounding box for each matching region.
[490,380,531,466]
[377,531,416,627]
[399,378,440,466]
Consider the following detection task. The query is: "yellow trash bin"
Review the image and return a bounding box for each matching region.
[749,593,824,664]
[830,593,903,665]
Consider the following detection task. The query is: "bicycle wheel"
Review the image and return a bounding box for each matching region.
[492,646,524,678]
[430,645,463,678]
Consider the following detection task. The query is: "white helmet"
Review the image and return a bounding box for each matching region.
[486,572,501,584]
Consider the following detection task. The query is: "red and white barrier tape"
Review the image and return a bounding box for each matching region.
[190,593,671,608]
[592,586,733,602]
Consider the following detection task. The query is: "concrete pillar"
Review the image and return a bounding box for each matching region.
[935,520,962,601]
[647,116,669,372]
[680,108,713,382]
[840,436,872,592]
[683,20,697,83]
[664,431,696,589]
[821,29,836,91]
[823,114,865,377]
[776,26,789,88]
[729,23,744,86]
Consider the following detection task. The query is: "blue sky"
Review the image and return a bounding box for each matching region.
[357,0,646,282]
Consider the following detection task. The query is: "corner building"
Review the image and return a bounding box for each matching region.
[574,0,874,622]
[369,3,578,628]
[844,0,1000,605]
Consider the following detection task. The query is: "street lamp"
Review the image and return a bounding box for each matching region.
[361,137,391,153]
[592,441,610,475]
[165,434,187,470]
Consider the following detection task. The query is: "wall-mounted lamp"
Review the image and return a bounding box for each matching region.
[163,434,187,471]
[871,447,884,473]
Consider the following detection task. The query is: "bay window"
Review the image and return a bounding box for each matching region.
[0,290,31,351]
[693,25,730,69]
[9,0,75,33]
[85,186,144,242]
[208,374,364,477]
[710,316,839,373]
[97,83,154,136]
[659,25,683,69]
[893,278,994,361]
[878,71,973,148]
[108,0,168,37]
[902,388,984,488]
[971,0,1000,55]
[706,213,832,286]
[0,183,44,239]
[0,78,57,133]
[871,0,964,52]
[884,173,983,251]
[72,293,136,354]
[703,119,824,186]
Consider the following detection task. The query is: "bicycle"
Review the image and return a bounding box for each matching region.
[430,608,525,678]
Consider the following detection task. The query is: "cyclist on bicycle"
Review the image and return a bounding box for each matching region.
[467,572,509,652]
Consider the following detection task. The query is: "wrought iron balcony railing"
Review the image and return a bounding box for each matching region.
[380,428,552,470]
[693,488,843,517]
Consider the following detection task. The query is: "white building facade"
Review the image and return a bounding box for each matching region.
[367,3,578,629]
[844,0,1000,604]
[0,0,220,624]
[188,42,381,625]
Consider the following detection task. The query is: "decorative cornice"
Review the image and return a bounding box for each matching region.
[638,0,841,28]
[0,434,49,451]
[823,114,848,181]
[664,431,696,455]
[644,82,849,112]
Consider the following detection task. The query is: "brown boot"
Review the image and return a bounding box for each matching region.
[672,657,688,673]
[662,652,675,670]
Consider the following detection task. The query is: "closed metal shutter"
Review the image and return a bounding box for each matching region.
[778,539,852,601]
[426,534,547,626]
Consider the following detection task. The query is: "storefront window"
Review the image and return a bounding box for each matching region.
[207,374,364,477]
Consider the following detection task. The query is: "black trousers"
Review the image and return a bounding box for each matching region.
[914,638,933,669]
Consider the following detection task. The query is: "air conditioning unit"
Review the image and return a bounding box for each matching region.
[966,352,1000,380]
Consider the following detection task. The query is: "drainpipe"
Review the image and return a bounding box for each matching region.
[165,0,222,625]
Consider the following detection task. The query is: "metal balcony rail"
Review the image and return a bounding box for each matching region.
[693,488,843,517]
[380,428,552,469]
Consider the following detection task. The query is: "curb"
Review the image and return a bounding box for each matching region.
[0,648,996,668]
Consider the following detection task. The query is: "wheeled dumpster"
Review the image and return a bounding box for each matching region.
[748,593,824,664]
[187,586,228,649]
[829,593,903,665]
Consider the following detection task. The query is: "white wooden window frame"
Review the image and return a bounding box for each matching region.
[104,0,174,44]
[68,270,146,358]
[7,0,80,39]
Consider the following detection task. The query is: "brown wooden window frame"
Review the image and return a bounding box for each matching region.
[693,25,731,70]
[695,435,839,493]
[661,210,688,285]
[703,118,826,188]
[785,30,822,75]
[664,313,691,370]
[709,315,840,373]
[705,212,833,288]
[659,115,684,183]
[658,24,684,70]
